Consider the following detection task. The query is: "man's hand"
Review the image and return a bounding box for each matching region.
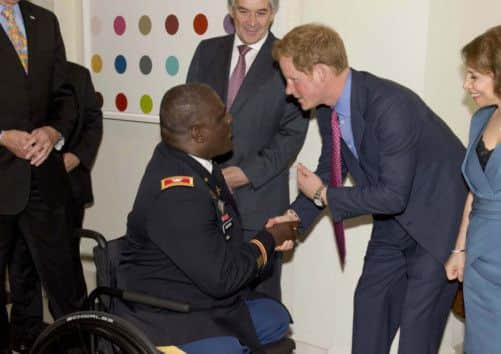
[297,163,324,200]
[222,166,249,190]
[266,220,299,249]
[297,164,323,199]
[266,210,299,229]
[275,240,295,252]
[444,252,465,282]
[25,126,60,167]
[266,211,300,251]
[63,152,80,172]
[0,129,32,159]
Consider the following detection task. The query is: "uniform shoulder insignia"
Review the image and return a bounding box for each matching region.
[161,176,194,190]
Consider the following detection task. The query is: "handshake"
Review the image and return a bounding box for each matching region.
[264,211,301,252]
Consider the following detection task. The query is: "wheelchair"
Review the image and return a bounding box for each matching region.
[29,229,296,354]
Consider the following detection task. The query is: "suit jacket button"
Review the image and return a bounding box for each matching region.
[225,235,231,241]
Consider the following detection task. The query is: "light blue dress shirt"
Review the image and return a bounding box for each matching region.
[0,3,27,41]
[333,70,358,158]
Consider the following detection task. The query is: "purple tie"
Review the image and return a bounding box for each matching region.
[330,110,346,266]
[226,45,251,109]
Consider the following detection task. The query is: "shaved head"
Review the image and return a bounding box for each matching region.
[159,83,232,159]
[160,83,223,140]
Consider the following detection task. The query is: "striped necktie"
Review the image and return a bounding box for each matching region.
[226,45,251,109]
[2,6,28,73]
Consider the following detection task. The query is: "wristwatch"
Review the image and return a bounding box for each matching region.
[313,185,326,207]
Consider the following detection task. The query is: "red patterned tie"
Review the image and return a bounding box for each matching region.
[226,45,251,109]
[330,110,346,266]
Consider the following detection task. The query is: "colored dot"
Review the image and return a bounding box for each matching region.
[165,14,179,35]
[114,55,127,74]
[116,93,128,112]
[139,55,152,75]
[140,95,153,114]
[223,14,234,34]
[193,14,208,35]
[95,92,104,108]
[91,54,102,73]
[91,16,102,35]
[114,16,126,35]
[138,15,152,35]
[165,56,179,76]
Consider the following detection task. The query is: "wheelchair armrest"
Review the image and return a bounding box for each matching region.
[87,286,190,313]
[122,289,191,313]
[77,228,108,249]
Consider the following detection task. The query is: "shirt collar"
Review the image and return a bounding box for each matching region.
[190,154,213,174]
[233,31,269,53]
[333,69,352,117]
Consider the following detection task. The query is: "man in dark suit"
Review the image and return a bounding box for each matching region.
[270,24,468,354]
[63,61,103,227]
[0,1,86,352]
[116,83,295,353]
[7,61,103,352]
[187,0,307,300]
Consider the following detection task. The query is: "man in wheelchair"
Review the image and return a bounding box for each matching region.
[115,83,297,354]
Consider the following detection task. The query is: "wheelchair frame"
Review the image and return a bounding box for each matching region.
[29,229,295,354]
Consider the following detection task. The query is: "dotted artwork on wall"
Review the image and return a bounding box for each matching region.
[85,1,238,120]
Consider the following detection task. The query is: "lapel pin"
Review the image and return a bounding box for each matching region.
[30,15,36,20]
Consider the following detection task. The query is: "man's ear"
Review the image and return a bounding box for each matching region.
[191,125,205,144]
[313,63,330,82]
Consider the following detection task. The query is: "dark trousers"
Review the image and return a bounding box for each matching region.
[352,219,457,354]
[1,192,86,348]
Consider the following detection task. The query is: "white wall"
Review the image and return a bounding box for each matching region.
[48,1,501,353]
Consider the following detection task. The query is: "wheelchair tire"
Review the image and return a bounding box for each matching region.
[30,310,159,354]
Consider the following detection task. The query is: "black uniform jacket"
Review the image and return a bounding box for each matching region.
[116,143,288,351]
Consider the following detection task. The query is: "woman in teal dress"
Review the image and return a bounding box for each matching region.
[445,25,501,353]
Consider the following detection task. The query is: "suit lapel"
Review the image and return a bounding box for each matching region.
[20,0,38,77]
[349,69,366,157]
[463,109,494,194]
[230,33,276,113]
[209,36,233,104]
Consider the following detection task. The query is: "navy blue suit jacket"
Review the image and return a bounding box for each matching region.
[292,69,467,263]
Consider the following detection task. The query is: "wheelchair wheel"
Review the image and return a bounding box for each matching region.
[30,311,159,354]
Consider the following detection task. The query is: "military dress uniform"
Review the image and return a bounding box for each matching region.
[116,143,291,353]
